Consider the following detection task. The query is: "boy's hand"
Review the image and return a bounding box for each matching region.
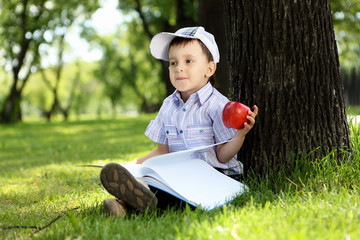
[216,105,258,163]
[237,105,258,136]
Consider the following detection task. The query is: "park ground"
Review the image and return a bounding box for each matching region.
[0,113,359,239]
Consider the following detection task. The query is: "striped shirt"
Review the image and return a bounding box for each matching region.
[145,82,242,175]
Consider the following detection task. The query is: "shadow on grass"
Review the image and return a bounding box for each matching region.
[0,117,156,174]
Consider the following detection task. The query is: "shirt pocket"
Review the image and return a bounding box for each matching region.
[164,125,181,146]
[187,124,215,147]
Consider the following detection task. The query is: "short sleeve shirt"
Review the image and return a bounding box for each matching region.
[145,82,243,175]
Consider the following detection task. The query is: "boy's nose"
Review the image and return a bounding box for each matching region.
[175,63,183,72]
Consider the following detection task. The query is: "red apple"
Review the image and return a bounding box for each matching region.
[222,101,251,129]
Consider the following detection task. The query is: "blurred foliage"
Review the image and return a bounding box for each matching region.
[83,19,165,115]
[0,0,99,65]
[332,0,360,107]
[119,0,177,28]
[0,0,100,122]
[22,60,102,119]
[117,0,197,96]
[0,0,359,121]
[118,0,198,32]
[331,0,360,67]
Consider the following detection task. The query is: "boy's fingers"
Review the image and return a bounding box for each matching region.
[247,115,255,125]
[241,105,258,132]
[247,105,258,117]
[248,111,255,118]
[252,105,258,116]
[244,122,253,131]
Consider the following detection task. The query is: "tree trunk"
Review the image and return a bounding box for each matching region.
[61,61,82,121]
[160,61,175,95]
[49,34,66,121]
[1,86,22,122]
[223,0,350,175]
[39,69,61,121]
[0,0,31,123]
[198,0,230,97]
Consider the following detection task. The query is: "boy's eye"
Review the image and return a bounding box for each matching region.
[170,61,177,66]
[186,59,193,63]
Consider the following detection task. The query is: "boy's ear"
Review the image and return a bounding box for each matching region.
[205,61,216,78]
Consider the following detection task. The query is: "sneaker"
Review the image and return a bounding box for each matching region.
[100,163,157,213]
[103,198,127,217]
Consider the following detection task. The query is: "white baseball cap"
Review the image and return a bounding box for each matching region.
[150,26,220,63]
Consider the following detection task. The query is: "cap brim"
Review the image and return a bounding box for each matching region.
[150,32,196,62]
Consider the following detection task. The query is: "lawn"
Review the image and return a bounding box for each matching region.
[0,115,359,239]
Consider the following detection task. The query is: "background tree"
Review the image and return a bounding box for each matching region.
[121,22,165,113]
[69,61,97,119]
[331,0,360,107]
[118,0,197,96]
[1,0,358,121]
[87,22,165,116]
[22,60,97,120]
[223,0,351,175]
[39,33,66,120]
[331,0,360,68]
[0,0,99,123]
[198,0,230,97]
[92,34,125,117]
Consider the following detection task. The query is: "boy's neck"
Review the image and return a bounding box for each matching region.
[180,92,189,103]
[178,82,210,103]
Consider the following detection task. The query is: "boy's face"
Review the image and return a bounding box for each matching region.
[168,40,216,102]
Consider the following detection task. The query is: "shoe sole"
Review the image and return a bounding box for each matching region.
[100,163,157,213]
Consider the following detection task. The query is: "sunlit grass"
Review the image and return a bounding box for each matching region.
[0,115,359,239]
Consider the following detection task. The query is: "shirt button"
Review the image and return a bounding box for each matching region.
[179,130,183,134]
[182,108,186,112]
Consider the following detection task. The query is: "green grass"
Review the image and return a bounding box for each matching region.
[1,115,359,239]
[347,105,360,116]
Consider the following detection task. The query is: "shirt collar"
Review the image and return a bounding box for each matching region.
[196,82,213,105]
[171,82,213,106]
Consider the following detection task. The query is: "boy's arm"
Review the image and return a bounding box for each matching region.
[216,105,258,163]
[132,143,169,164]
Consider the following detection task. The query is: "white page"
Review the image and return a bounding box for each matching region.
[142,157,246,210]
[141,174,196,205]
[122,164,143,178]
[78,141,245,209]
[142,141,227,167]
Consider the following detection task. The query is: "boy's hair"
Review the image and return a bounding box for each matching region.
[169,37,216,86]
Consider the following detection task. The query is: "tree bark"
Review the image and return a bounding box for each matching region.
[198,0,230,97]
[223,0,350,175]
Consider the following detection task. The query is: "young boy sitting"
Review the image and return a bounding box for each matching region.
[100,26,258,217]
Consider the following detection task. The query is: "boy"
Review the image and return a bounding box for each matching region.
[100,26,258,217]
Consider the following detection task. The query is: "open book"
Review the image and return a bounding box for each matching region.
[78,143,247,210]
